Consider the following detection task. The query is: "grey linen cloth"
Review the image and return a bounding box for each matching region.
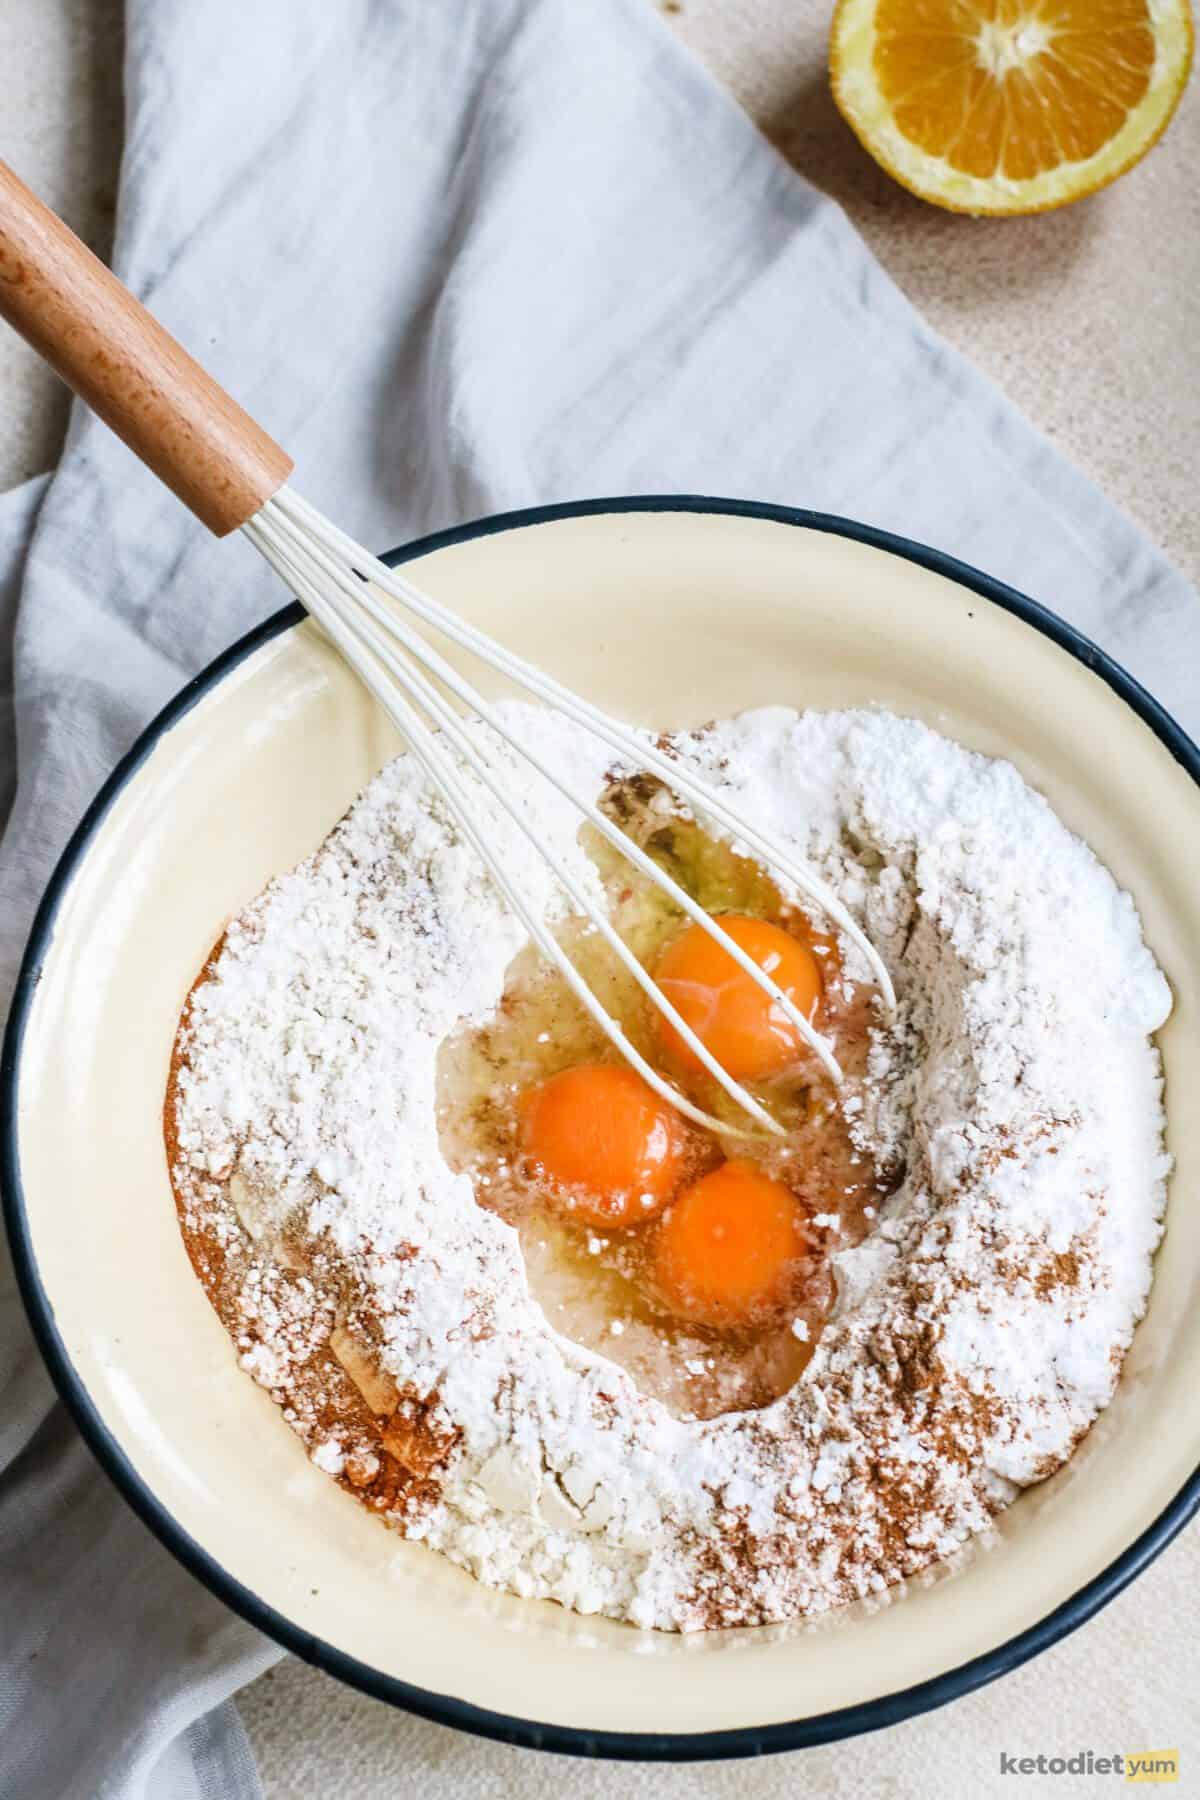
[1,1,1196,1796]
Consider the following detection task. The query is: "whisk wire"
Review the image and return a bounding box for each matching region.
[252,504,843,1085]
[251,509,784,1139]
[247,486,897,1137]
[274,486,896,1011]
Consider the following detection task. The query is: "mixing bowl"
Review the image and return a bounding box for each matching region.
[4,498,1200,1757]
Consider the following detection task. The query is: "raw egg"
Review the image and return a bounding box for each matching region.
[519,1063,686,1228]
[654,1160,813,1326]
[654,913,821,1080]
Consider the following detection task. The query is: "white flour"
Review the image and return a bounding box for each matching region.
[171,705,1172,1629]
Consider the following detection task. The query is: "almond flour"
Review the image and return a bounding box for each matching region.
[169,705,1172,1630]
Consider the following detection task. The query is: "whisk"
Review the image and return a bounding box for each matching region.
[0,161,893,1139]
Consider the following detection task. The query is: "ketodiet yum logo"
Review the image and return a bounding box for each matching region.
[999,1749,1178,1782]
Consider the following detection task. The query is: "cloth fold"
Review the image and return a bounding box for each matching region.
[1,1,1196,1796]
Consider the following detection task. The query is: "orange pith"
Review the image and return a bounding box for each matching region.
[519,1063,685,1228]
[654,1161,814,1326]
[654,914,822,1081]
[831,0,1193,215]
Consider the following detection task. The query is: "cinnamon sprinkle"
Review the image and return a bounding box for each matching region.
[167,704,1172,1630]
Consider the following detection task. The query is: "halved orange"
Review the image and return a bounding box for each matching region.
[831,0,1193,216]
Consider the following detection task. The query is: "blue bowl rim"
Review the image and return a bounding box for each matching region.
[3,494,1199,1762]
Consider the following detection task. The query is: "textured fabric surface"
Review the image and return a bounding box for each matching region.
[0,2,1197,1796]
[238,1530,1194,1800]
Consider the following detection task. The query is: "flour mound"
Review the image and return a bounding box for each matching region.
[171,706,1171,1630]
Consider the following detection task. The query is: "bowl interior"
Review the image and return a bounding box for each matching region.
[10,506,1200,1744]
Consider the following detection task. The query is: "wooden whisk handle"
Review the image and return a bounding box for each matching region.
[0,160,293,536]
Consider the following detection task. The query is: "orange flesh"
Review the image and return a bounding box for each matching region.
[874,0,1155,181]
[654,1161,815,1326]
[654,914,822,1080]
[519,1063,685,1228]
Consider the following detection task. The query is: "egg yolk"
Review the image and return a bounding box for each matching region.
[653,1160,813,1326]
[519,1063,686,1227]
[654,914,822,1080]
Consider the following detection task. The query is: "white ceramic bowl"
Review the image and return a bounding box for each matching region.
[4,499,1200,1759]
